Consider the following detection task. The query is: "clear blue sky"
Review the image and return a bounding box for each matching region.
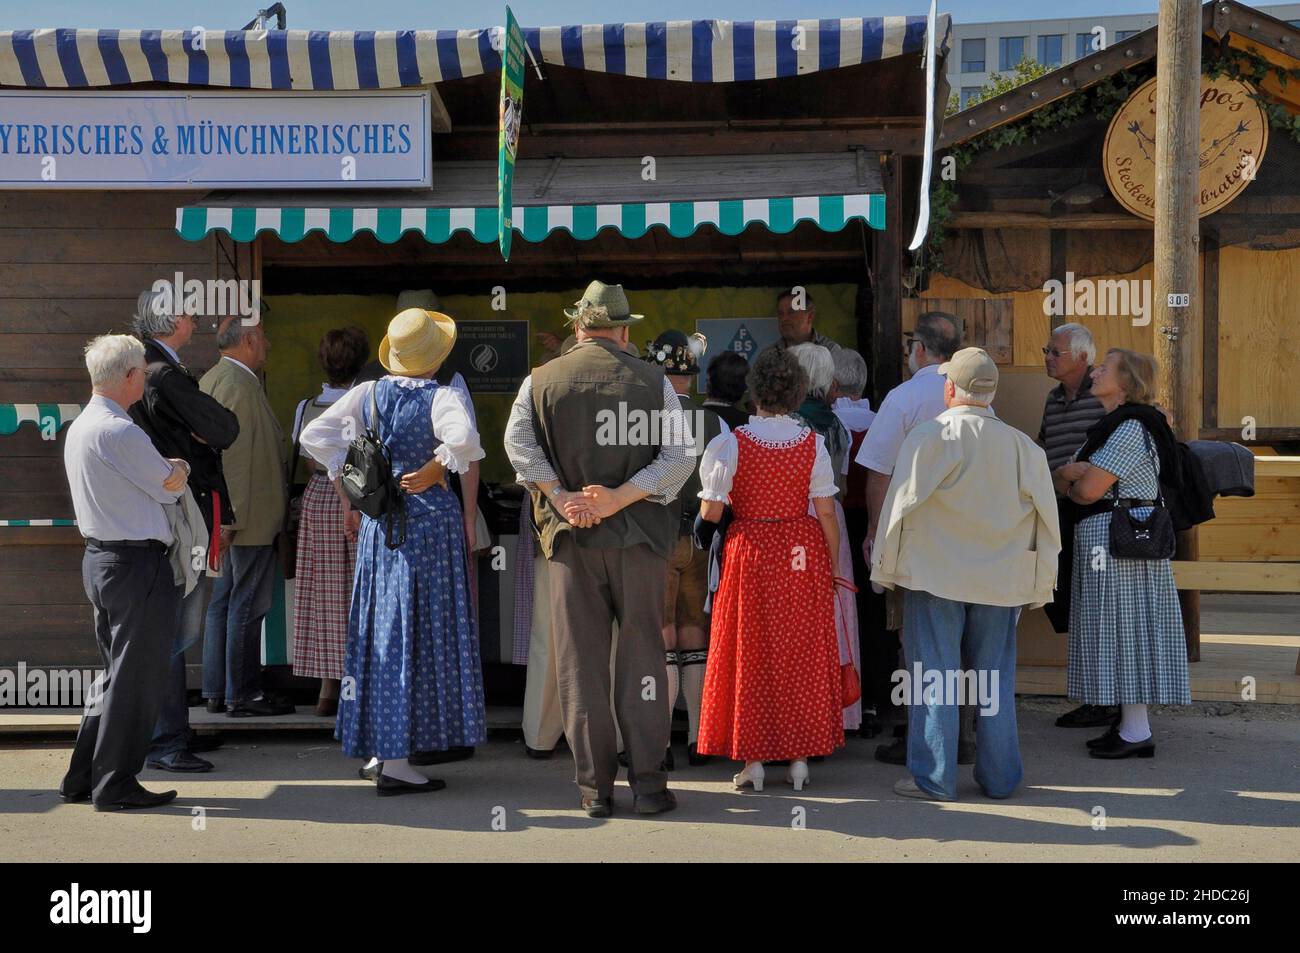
[2,2,1169,31]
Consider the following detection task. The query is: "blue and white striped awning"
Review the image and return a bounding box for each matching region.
[0,17,948,89]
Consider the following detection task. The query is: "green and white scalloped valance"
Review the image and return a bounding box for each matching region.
[176,193,886,244]
[0,403,81,435]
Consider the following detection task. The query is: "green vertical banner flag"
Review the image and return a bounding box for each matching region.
[498,6,526,261]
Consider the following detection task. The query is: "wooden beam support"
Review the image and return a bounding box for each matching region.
[1214,2,1300,62]
[1171,560,1300,591]
[871,153,903,407]
[1199,427,1300,442]
[1154,0,1203,663]
[939,30,1161,148]
[949,212,1153,229]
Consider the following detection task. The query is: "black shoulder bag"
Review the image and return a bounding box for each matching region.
[341,384,406,549]
[1108,425,1175,560]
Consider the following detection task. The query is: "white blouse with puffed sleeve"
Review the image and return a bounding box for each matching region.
[697,415,838,503]
[300,377,485,481]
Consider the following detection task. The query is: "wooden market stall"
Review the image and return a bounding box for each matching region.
[0,16,950,696]
[927,0,1300,692]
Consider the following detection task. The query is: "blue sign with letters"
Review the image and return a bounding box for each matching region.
[0,89,430,188]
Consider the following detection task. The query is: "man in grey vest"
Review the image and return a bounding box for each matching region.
[505,281,692,817]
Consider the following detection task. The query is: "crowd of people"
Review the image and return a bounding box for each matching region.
[57,280,1192,813]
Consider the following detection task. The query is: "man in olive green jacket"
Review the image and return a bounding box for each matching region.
[198,317,291,717]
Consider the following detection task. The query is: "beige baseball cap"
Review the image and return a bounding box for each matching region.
[939,346,999,395]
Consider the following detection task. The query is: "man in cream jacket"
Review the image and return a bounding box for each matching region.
[870,347,1059,802]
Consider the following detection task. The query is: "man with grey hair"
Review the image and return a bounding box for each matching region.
[505,280,690,817]
[61,334,191,810]
[1038,322,1113,730]
[199,316,290,718]
[130,289,239,771]
[871,348,1060,801]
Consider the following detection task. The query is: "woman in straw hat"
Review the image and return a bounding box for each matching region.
[301,308,487,796]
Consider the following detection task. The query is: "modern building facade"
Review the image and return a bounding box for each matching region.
[948,3,1300,108]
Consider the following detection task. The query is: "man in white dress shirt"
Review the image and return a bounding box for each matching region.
[853,310,962,764]
[61,335,191,811]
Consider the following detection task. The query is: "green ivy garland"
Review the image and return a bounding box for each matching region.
[925,44,1300,275]
[1205,45,1300,143]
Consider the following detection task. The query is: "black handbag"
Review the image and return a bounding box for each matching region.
[1108,425,1176,560]
[341,384,406,549]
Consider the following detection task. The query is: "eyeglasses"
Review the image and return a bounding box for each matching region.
[1041,346,1066,358]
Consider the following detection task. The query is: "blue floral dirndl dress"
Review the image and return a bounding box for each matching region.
[336,377,487,760]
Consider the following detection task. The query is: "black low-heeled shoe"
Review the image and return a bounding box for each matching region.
[1089,734,1155,759]
[1056,704,1120,729]
[409,746,474,766]
[1087,726,1121,750]
[376,774,447,797]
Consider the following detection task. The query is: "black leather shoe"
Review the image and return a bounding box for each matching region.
[59,789,91,804]
[187,733,224,754]
[227,696,295,717]
[687,743,712,767]
[205,698,226,714]
[1089,735,1155,759]
[524,745,554,760]
[376,774,447,796]
[582,796,613,818]
[875,738,907,764]
[358,762,382,782]
[633,789,678,815]
[409,746,474,766]
[147,751,213,773]
[94,788,178,812]
[1087,726,1121,750]
[1056,704,1120,728]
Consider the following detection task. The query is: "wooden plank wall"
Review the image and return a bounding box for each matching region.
[923,241,1299,564]
[1214,245,1300,430]
[0,191,235,666]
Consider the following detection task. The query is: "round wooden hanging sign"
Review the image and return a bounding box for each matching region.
[1103,74,1269,221]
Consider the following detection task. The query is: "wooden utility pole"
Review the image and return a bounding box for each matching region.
[1153,0,1202,661]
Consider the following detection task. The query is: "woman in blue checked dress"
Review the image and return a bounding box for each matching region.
[1053,348,1190,761]
[301,308,487,796]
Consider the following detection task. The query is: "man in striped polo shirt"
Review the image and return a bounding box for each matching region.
[1037,323,1113,730]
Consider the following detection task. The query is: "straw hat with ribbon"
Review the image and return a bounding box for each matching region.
[378,308,457,377]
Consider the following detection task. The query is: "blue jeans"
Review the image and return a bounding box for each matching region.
[902,589,1022,800]
[149,575,211,757]
[202,545,275,706]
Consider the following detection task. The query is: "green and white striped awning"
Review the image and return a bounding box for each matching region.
[0,403,81,435]
[177,194,885,244]
[175,152,886,245]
